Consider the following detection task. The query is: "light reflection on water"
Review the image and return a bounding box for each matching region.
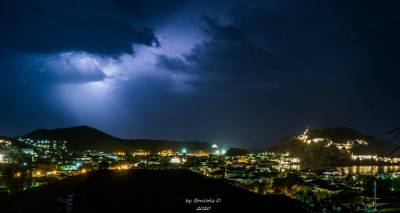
[336,165,400,175]
[272,165,400,174]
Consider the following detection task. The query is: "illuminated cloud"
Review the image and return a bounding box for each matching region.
[50,44,198,125]
[23,52,106,84]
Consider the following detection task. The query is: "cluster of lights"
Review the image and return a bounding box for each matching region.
[170,157,186,164]
[13,167,91,179]
[0,140,12,163]
[211,144,226,156]
[131,150,151,157]
[111,164,130,170]
[46,170,58,175]
[60,162,82,171]
[297,128,368,152]
[188,150,209,157]
[0,152,13,164]
[18,138,67,150]
[0,139,12,147]
[157,149,174,157]
[335,139,368,151]
[113,152,126,156]
[214,149,226,155]
[351,154,400,163]
[17,138,68,160]
[32,171,43,178]
[170,157,181,164]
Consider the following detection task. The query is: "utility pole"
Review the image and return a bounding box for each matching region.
[373,180,377,212]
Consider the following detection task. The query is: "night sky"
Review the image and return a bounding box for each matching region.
[1,0,399,149]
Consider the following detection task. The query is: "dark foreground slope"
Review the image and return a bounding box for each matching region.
[1,169,305,213]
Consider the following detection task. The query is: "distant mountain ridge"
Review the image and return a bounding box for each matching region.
[20,125,211,152]
[269,127,400,167]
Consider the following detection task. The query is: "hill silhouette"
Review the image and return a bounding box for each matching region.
[269,127,400,167]
[21,126,210,152]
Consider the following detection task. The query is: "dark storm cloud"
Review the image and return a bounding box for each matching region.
[200,15,246,41]
[110,0,185,21]
[0,0,185,55]
[159,0,400,95]
[159,13,303,95]
[155,0,400,147]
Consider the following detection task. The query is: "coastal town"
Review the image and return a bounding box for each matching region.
[1,133,400,212]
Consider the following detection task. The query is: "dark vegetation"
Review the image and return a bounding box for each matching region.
[1,169,306,213]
